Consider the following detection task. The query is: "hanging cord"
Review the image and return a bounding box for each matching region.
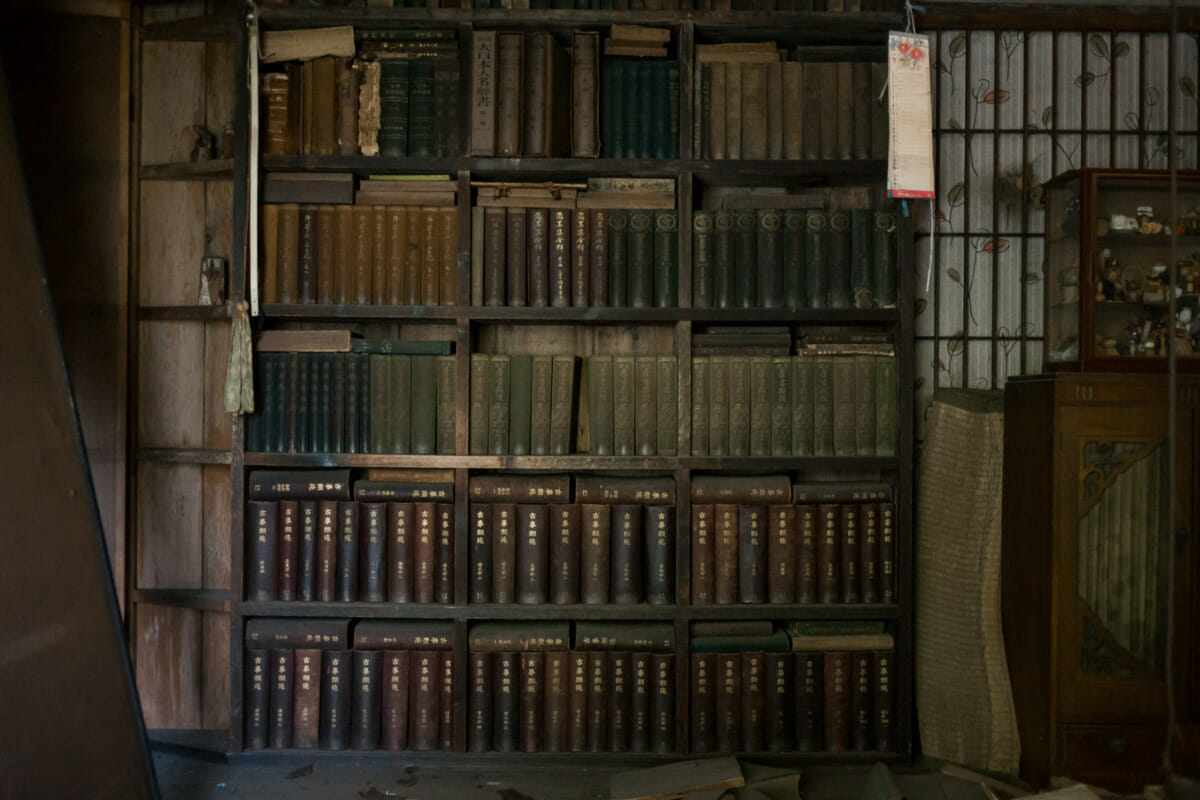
[1163,0,1178,793]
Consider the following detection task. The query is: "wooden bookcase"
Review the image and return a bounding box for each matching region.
[227,0,913,761]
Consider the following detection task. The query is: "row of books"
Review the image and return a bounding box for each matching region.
[695,53,887,161]
[601,59,682,159]
[260,0,896,9]
[691,354,897,458]
[248,350,456,455]
[260,203,458,307]
[691,207,897,310]
[477,206,680,309]
[582,355,679,456]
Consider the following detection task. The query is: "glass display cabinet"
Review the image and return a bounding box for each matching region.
[1043,169,1200,371]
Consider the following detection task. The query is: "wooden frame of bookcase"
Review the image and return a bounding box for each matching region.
[228,0,914,762]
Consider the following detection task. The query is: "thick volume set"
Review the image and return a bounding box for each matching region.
[468,474,676,605]
[245,470,455,604]
[244,619,455,751]
[468,622,676,753]
[689,620,894,753]
[689,477,895,605]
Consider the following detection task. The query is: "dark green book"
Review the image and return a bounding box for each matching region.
[434,53,460,158]
[469,353,489,455]
[854,355,876,457]
[587,355,614,456]
[832,356,856,457]
[770,356,793,457]
[783,210,806,310]
[692,211,715,308]
[624,60,641,159]
[608,210,629,307]
[668,62,680,158]
[550,355,579,456]
[827,209,852,309]
[530,355,554,456]
[296,353,311,453]
[655,355,677,456]
[411,355,438,455]
[330,353,345,454]
[379,59,411,156]
[713,211,735,309]
[850,211,873,310]
[733,210,757,308]
[436,355,455,455]
[802,59,821,161]
[605,60,625,158]
[358,355,371,454]
[612,355,636,456]
[627,211,654,308]
[708,355,730,457]
[634,356,658,456]
[872,209,898,307]
[757,209,784,309]
[390,355,412,454]
[637,61,654,158]
[691,356,710,456]
[728,356,751,457]
[875,355,897,457]
[804,209,829,309]
[283,353,298,453]
[652,61,670,159]
[749,356,772,457]
[345,353,360,454]
[369,354,392,454]
[812,356,834,457]
[652,210,678,308]
[488,354,511,455]
[408,58,436,157]
[509,355,533,456]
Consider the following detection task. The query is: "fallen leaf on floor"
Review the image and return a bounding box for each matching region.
[499,789,535,800]
[287,765,314,780]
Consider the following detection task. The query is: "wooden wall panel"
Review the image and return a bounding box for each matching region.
[140,41,204,165]
[202,464,231,591]
[136,462,203,589]
[138,321,205,448]
[136,606,201,728]
[139,182,205,306]
[206,42,236,147]
[202,611,230,729]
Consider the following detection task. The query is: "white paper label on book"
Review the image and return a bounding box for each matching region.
[886,31,935,200]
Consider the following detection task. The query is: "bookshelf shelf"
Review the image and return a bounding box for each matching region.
[139,159,235,181]
[137,447,232,465]
[134,588,232,613]
[258,305,899,324]
[138,304,233,321]
[241,602,681,620]
[243,453,900,470]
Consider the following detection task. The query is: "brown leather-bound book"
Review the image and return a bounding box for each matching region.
[691,504,715,604]
[765,61,783,159]
[371,206,387,305]
[413,502,437,603]
[469,651,493,752]
[860,502,879,604]
[387,501,414,603]
[549,503,580,604]
[470,502,491,603]
[817,503,840,604]
[336,58,358,156]
[336,500,358,602]
[493,651,518,752]
[287,61,305,154]
[437,207,457,305]
[715,652,741,752]
[350,649,381,750]
[690,474,792,504]
[492,502,517,603]
[334,204,353,304]
[527,207,550,307]
[818,62,839,159]
[523,31,571,157]
[586,651,608,752]
[836,62,854,159]
[690,653,717,753]
[588,209,608,306]
[725,63,742,159]
[714,503,739,604]
[850,650,872,751]
[645,505,674,605]
[608,651,632,753]
[410,650,440,751]
[741,63,768,160]
[248,500,277,602]
[495,33,524,157]
[439,652,454,751]
[312,56,337,155]
[516,503,549,604]
[651,653,674,754]
[571,208,589,307]
[262,72,290,155]
[548,208,570,307]
[544,650,568,752]
[468,473,571,503]
[245,648,269,750]
[610,504,644,604]
[742,652,766,752]
[797,503,818,604]
[840,503,860,604]
[292,649,321,749]
[359,501,387,603]
[470,30,497,156]
[520,651,544,752]
[879,501,895,603]
[404,208,422,305]
[767,504,796,603]
[316,204,335,304]
[318,649,349,751]
[262,204,280,304]
[823,650,851,752]
[794,651,821,751]
[352,205,373,305]
[505,207,526,307]
[568,651,588,752]
[435,503,454,604]
[315,500,337,602]
[738,504,767,604]
[629,652,651,753]
[268,649,294,749]
[381,650,410,751]
[580,503,611,604]
[277,203,300,303]
[571,31,601,157]
[483,207,506,307]
[782,61,803,159]
[873,649,893,752]
[765,651,794,752]
[420,207,439,305]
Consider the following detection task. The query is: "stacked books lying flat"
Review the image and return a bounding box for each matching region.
[468,622,676,753]
[689,621,894,753]
[244,619,456,751]
[245,470,455,604]
[691,207,897,310]
[260,198,458,307]
[248,342,455,455]
[691,352,897,458]
[261,34,460,158]
[468,474,676,604]
[694,44,887,161]
[689,477,895,605]
[474,180,679,308]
